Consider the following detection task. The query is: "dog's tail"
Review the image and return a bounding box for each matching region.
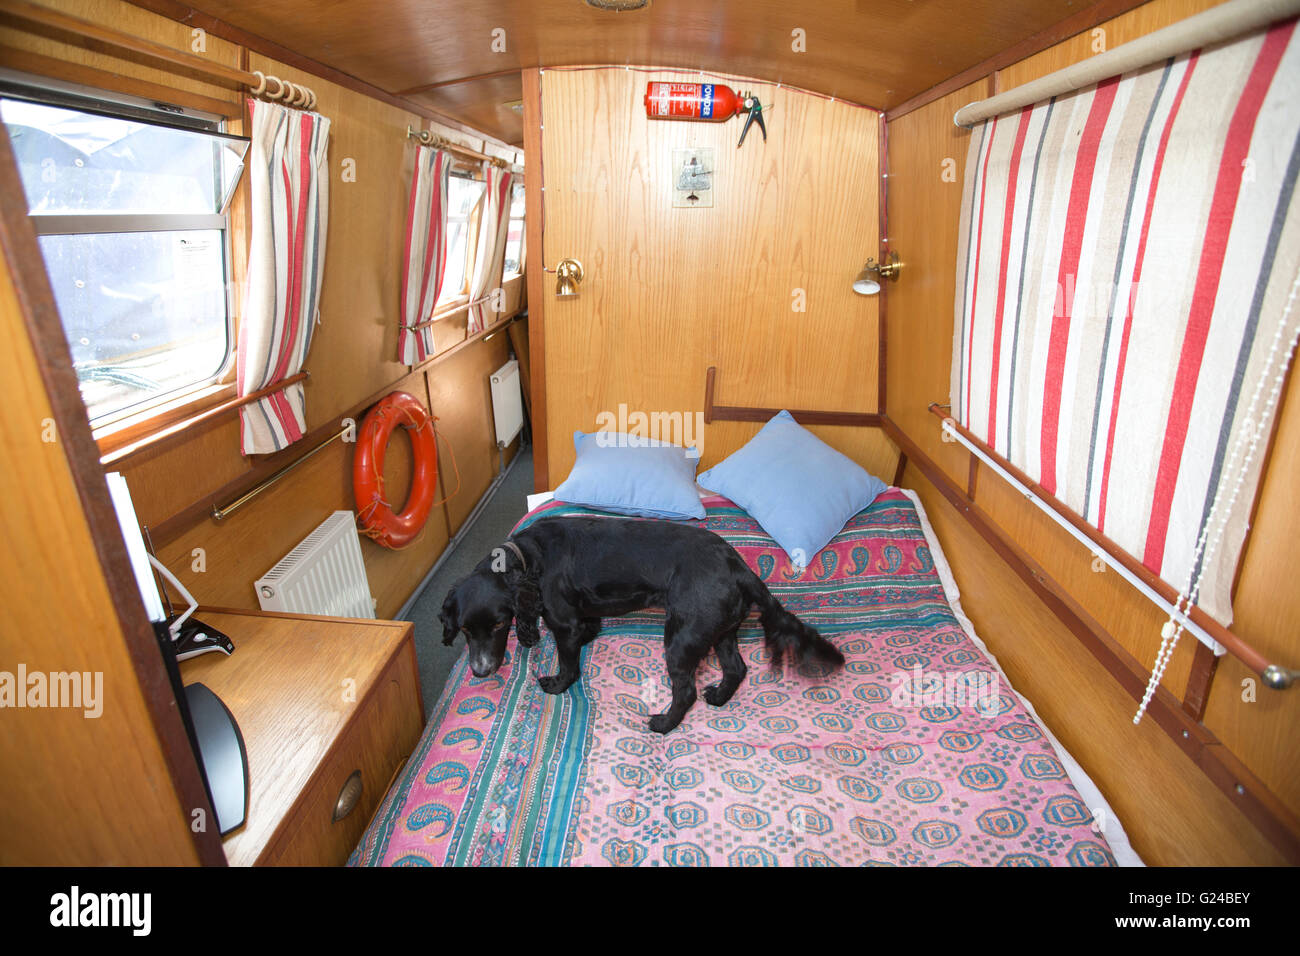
[746,572,845,675]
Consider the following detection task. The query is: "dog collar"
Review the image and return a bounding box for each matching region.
[502,539,527,572]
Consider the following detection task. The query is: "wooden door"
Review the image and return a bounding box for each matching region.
[530,67,893,487]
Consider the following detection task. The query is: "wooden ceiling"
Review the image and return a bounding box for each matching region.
[148,0,1130,144]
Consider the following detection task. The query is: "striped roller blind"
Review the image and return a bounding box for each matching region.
[952,17,1300,627]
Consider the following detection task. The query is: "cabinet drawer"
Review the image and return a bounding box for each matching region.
[262,643,422,865]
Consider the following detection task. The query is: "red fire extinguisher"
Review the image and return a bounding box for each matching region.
[644,82,767,147]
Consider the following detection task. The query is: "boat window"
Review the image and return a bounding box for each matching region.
[503,180,525,276]
[1,90,248,425]
[435,172,486,307]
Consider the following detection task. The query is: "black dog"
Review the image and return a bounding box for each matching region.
[440,515,844,733]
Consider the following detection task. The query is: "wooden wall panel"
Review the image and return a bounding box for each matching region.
[426,329,519,536]
[883,79,986,489]
[0,194,200,866]
[539,67,889,484]
[995,0,1225,92]
[1204,362,1300,814]
[885,0,1300,860]
[0,0,243,111]
[151,369,454,619]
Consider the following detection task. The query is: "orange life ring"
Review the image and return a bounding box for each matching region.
[353,391,438,549]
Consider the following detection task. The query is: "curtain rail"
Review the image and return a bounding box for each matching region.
[953,0,1300,127]
[928,403,1296,688]
[405,126,514,169]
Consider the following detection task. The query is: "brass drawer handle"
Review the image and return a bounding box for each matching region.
[333,770,363,823]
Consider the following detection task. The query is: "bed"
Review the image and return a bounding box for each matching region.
[349,488,1142,867]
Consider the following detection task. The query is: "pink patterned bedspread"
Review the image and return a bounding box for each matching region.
[351,490,1117,866]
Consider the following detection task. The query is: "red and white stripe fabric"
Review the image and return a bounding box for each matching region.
[466,164,515,334]
[952,18,1300,625]
[398,145,451,364]
[237,99,331,455]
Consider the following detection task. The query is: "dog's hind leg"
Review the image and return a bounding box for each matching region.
[703,628,747,707]
[648,627,706,734]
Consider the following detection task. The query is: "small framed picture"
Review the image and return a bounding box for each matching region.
[673,147,714,208]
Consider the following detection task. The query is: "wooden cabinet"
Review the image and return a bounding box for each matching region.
[180,608,423,866]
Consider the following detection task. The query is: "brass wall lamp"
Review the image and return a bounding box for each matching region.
[555,258,584,297]
[852,251,903,296]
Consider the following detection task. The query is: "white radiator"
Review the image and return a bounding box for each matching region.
[255,511,375,619]
[490,359,524,448]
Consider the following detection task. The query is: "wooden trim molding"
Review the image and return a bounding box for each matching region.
[522,68,547,492]
[100,372,310,466]
[0,121,226,866]
[877,112,889,416]
[880,413,1300,863]
[703,366,882,428]
[0,41,240,115]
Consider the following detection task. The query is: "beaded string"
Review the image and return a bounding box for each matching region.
[1134,264,1300,723]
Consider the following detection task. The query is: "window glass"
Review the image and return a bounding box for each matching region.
[38,230,229,420]
[3,99,245,215]
[504,181,525,276]
[1,94,246,423]
[437,174,485,306]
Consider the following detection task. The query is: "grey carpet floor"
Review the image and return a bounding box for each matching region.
[400,445,534,719]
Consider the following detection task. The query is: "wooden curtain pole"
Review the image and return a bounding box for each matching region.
[405,126,510,168]
[0,0,319,107]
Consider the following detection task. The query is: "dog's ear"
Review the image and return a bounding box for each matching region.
[511,563,543,648]
[439,588,460,646]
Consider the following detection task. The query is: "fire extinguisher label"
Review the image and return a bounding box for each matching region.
[650,82,712,119]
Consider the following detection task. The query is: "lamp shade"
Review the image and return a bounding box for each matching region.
[852,268,881,296]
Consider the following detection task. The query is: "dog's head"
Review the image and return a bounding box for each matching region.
[440,547,534,678]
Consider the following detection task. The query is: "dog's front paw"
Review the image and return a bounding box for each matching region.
[537,673,572,694]
[647,712,678,734]
[703,683,728,707]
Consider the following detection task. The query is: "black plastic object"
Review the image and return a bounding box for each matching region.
[184,682,250,836]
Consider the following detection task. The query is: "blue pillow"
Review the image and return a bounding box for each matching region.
[553,431,705,520]
[697,410,886,567]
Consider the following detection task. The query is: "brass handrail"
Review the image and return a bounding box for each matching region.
[210,423,349,521]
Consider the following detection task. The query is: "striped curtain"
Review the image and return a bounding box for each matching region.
[952,18,1300,626]
[398,145,451,364]
[466,165,515,334]
[237,99,330,455]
